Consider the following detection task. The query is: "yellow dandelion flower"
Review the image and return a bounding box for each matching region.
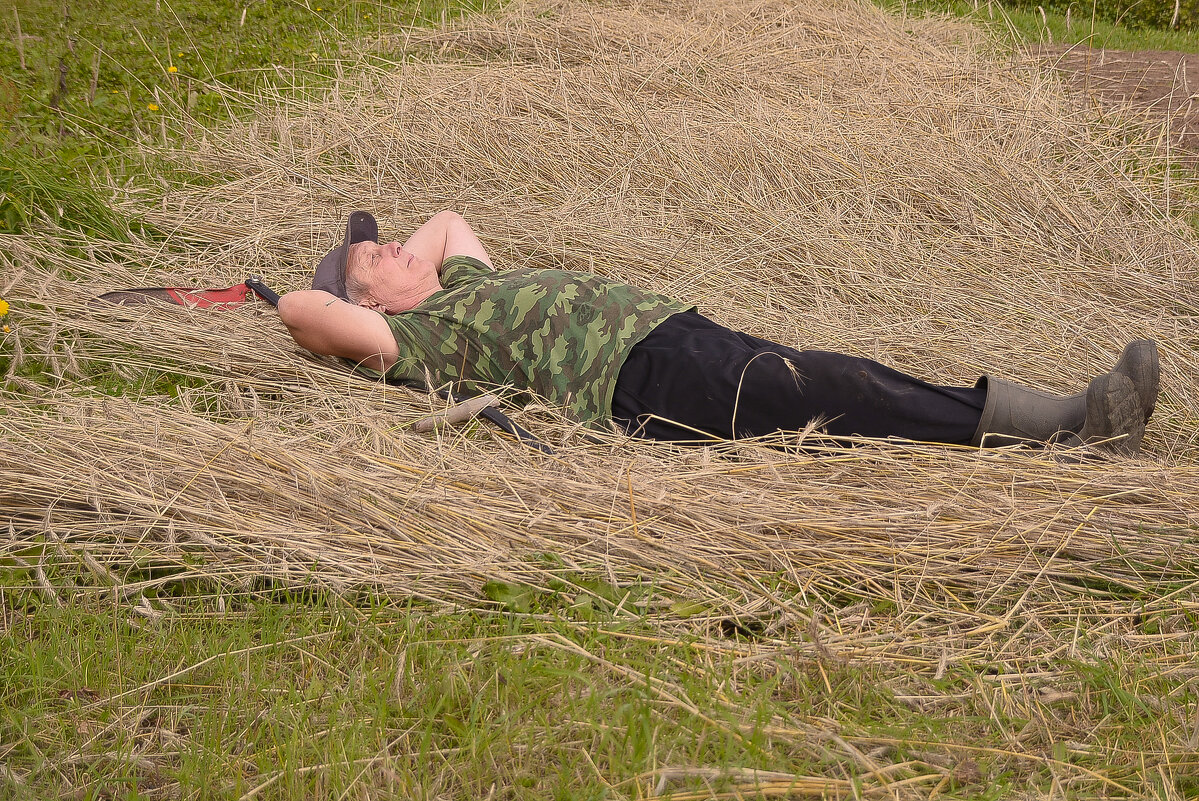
[2,325,9,333]
[147,103,159,111]
[177,52,184,57]
[167,65,178,73]
[0,298,9,317]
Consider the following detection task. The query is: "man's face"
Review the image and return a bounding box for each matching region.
[348,240,440,313]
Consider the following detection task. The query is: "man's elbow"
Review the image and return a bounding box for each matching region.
[277,291,327,353]
[432,209,465,227]
[277,292,307,336]
[277,291,299,326]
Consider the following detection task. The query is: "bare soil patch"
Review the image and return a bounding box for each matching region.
[1033,45,1199,158]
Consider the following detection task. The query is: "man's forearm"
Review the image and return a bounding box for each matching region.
[277,290,398,371]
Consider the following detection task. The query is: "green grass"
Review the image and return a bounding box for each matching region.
[0,0,489,237]
[0,147,156,240]
[1,0,489,147]
[881,0,1199,52]
[4,564,1197,798]
[0,580,832,799]
[1001,0,1197,33]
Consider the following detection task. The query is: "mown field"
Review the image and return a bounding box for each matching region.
[3,0,1199,799]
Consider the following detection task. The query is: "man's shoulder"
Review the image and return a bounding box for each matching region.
[439,260,585,291]
[440,253,492,279]
[434,261,686,311]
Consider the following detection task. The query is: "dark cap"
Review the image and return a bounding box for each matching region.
[312,210,379,300]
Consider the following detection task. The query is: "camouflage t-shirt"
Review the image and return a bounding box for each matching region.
[371,255,691,424]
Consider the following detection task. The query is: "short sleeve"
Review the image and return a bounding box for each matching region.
[439,255,493,289]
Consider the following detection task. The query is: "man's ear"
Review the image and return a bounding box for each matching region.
[357,296,384,312]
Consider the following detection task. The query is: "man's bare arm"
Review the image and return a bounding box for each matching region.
[402,210,493,272]
[277,290,399,371]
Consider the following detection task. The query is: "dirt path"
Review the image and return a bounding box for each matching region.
[1031,45,1199,159]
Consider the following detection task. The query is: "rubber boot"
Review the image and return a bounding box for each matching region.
[972,372,1144,454]
[971,377,1085,448]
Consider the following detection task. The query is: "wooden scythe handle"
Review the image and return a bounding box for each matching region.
[411,394,501,433]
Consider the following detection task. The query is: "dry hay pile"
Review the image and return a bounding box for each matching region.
[4,0,1199,683]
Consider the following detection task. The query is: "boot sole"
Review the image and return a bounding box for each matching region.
[1077,372,1145,455]
[1113,339,1159,424]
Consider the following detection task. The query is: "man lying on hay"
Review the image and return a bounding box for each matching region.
[277,210,1159,453]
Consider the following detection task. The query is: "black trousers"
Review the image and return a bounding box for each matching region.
[611,311,986,444]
